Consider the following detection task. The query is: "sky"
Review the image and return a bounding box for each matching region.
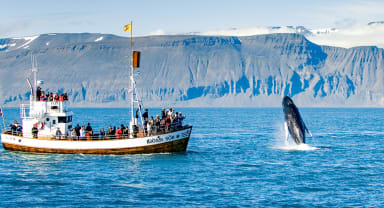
[1,0,384,38]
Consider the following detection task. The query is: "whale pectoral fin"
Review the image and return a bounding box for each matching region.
[284,121,289,143]
[308,129,313,137]
[304,124,313,137]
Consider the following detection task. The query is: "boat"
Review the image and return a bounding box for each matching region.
[0,27,192,154]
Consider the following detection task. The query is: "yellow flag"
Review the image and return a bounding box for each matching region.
[123,24,132,32]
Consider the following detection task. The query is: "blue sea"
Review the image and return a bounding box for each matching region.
[0,107,383,207]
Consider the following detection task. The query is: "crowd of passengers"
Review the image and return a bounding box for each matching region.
[36,87,68,102]
[55,108,186,140]
[10,108,186,139]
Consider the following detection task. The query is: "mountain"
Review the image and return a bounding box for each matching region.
[0,33,383,107]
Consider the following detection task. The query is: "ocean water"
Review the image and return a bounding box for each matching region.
[0,107,383,207]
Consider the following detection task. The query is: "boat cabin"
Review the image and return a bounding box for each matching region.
[21,99,73,138]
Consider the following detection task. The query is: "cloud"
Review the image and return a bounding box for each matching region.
[145,29,167,36]
[198,27,300,37]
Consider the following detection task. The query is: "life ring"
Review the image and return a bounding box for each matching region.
[38,122,44,129]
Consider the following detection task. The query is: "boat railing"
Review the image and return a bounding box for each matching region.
[25,101,68,117]
[2,130,23,136]
[2,125,191,141]
[46,101,68,113]
[60,125,191,141]
[20,104,30,119]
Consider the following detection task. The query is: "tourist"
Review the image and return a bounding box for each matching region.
[142,109,149,135]
[59,94,64,102]
[63,93,68,100]
[71,128,77,140]
[160,117,166,133]
[48,93,53,101]
[123,126,129,138]
[56,128,62,140]
[80,126,86,139]
[10,120,18,135]
[161,108,166,120]
[165,115,171,132]
[15,122,22,135]
[112,126,116,135]
[75,124,81,136]
[32,124,38,138]
[177,113,186,128]
[106,126,113,139]
[116,128,122,139]
[142,109,149,121]
[132,124,138,138]
[154,115,161,133]
[86,123,93,135]
[40,93,47,101]
[147,116,153,136]
[167,108,174,117]
[99,128,105,139]
[36,87,42,100]
[171,112,177,128]
[120,124,125,133]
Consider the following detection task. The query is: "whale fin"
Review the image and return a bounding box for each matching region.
[284,121,289,144]
[304,124,313,137]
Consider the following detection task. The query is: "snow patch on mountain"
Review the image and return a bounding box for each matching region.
[14,35,39,49]
[95,36,103,42]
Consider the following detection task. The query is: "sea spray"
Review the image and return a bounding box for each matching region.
[272,121,317,151]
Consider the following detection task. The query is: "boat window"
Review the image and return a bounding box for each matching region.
[52,120,56,124]
[58,116,67,123]
[58,116,72,123]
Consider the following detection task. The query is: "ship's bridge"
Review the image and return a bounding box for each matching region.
[20,100,73,138]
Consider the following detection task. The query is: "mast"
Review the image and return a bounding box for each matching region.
[32,55,37,103]
[130,21,134,124]
[125,21,143,138]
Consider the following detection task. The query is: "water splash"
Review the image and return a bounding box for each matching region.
[275,143,318,151]
[273,121,318,151]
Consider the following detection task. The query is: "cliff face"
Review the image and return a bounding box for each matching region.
[0,33,383,107]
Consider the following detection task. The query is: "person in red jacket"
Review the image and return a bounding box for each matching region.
[59,94,64,101]
[116,128,122,139]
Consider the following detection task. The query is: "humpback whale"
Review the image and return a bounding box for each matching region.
[282,96,312,144]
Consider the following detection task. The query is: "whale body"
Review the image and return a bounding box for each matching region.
[282,96,312,144]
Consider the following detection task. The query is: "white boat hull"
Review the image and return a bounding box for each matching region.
[1,127,192,154]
